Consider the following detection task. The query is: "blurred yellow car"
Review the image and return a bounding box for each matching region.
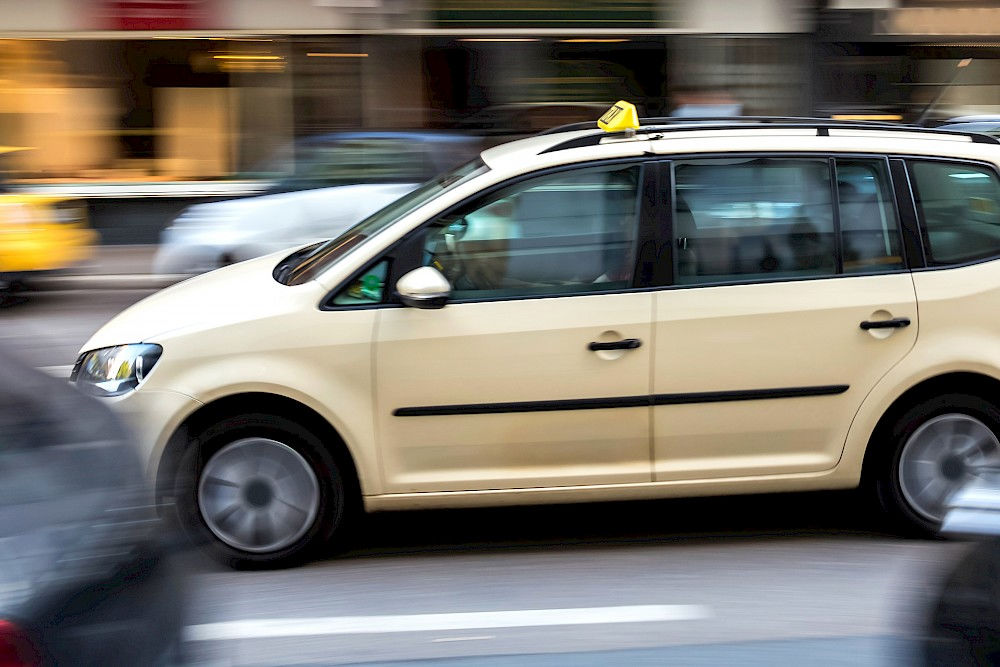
[0,145,96,289]
[0,192,96,288]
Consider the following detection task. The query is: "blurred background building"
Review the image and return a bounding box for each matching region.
[0,0,997,242]
[817,1,1000,120]
[0,0,815,185]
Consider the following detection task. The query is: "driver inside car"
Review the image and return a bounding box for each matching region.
[428,197,517,292]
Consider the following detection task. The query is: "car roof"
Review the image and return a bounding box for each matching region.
[480,117,1000,171]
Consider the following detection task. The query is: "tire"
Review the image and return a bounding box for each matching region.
[871,393,1000,535]
[174,413,349,568]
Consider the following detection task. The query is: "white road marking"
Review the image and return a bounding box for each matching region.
[185,604,710,642]
[431,635,496,643]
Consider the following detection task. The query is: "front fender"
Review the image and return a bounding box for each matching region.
[141,308,380,496]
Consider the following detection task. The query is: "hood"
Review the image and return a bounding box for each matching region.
[81,250,320,351]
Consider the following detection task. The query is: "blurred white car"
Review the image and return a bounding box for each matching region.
[154,182,418,275]
[154,131,482,275]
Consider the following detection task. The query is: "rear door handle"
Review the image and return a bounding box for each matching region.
[588,338,642,351]
[859,317,911,330]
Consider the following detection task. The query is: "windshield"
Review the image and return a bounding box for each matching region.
[274,158,489,286]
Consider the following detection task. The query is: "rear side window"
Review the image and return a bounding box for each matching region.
[836,159,904,274]
[673,158,836,284]
[910,161,1000,265]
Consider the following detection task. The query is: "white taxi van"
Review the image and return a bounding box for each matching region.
[74,103,1000,566]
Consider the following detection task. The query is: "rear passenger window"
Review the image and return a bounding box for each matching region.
[910,161,1000,265]
[673,158,836,284]
[836,159,904,274]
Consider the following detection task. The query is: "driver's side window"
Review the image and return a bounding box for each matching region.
[422,163,642,300]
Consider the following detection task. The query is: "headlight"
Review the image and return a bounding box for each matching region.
[71,344,162,397]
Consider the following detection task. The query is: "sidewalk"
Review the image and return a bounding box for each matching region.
[31,245,187,291]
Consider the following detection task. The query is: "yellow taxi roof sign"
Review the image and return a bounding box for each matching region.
[598,101,639,132]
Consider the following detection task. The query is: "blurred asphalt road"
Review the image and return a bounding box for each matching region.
[29,244,184,291]
[1,288,965,666]
[180,500,956,666]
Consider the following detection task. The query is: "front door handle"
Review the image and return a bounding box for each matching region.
[860,317,911,331]
[588,338,642,351]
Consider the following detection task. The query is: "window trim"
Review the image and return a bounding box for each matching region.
[322,156,661,309]
[319,151,997,310]
[828,158,845,275]
[889,158,925,270]
[904,156,1000,270]
[633,159,668,289]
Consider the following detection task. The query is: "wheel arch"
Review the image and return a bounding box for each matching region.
[860,371,1000,479]
[155,391,364,506]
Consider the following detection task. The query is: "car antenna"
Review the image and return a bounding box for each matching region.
[916,58,972,126]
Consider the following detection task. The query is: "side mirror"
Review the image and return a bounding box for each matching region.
[395,266,451,310]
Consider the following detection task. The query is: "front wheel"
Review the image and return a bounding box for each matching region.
[873,394,1000,534]
[176,414,348,568]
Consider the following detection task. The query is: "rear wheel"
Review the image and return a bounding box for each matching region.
[176,413,349,568]
[874,394,1000,534]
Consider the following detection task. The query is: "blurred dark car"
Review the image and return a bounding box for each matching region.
[0,348,184,666]
[922,476,1000,665]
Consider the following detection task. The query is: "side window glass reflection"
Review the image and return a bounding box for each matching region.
[422,164,641,300]
[673,158,836,285]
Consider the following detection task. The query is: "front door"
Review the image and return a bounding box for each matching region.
[375,162,654,493]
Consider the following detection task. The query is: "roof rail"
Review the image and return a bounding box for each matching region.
[537,116,1000,153]
[538,116,923,136]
